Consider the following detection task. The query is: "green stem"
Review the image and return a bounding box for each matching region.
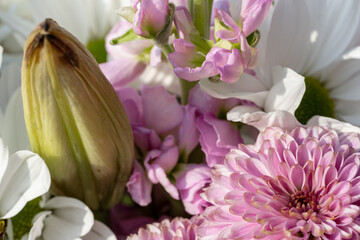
[188,0,214,39]
[179,79,197,105]
[161,43,174,56]
[159,43,197,105]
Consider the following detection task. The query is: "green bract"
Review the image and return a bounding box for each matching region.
[21,19,134,210]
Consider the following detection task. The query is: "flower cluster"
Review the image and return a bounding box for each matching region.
[1,0,360,239]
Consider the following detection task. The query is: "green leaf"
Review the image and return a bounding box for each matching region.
[110,29,144,45]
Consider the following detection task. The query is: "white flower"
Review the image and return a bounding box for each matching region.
[81,221,117,240]
[200,0,360,128]
[0,47,29,154]
[0,0,122,62]
[0,138,50,220]
[25,196,116,240]
[26,196,94,240]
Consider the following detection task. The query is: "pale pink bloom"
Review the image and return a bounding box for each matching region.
[133,0,169,38]
[127,217,199,240]
[126,160,152,206]
[188,85,243,167]
[199,126,360,239]
[100,20,151,89]
[100,20,179,94]
[197,114,242,167]
[175,164,212,215]
[240,0,272,36]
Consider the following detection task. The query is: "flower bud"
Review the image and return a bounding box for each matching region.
[21,19,134,210]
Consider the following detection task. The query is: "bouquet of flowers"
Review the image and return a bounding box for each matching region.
[1,0,360,239]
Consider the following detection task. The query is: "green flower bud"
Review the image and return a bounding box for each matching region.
[21,19,134,210]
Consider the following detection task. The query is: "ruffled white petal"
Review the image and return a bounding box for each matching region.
[0,151,50,219]
[227,105,261,122]
[199,73,268,107]
[81,221,117,240]
[264,66,305,113]
[228,109,302,132]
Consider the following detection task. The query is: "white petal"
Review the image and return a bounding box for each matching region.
[320,48,360,91]
[41,197,94,240]
[0,151,51,219]
[84,0,121,39]
[0,138,9,184]
[228,109,302,132]
[0,9,34,46]
[264,66,305,113]
[227,104,261,122]
[6,218,14,240]
[82,221,116,240]
[334,100,360,126]
[0,63,22,111]
[0,45,3,67]
[264,0,312,75]
[129,63,181,96]
[27,211,52,240]
[303,0,360,74]
[28,0,89,43]
[199,73,268,107]
[320,47,360,101]
[307,116,360,134]
[2,88,30,154]
[0,110,4,135]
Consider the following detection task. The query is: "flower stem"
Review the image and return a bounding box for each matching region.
[188,0,214,39]
[158,43,197,105]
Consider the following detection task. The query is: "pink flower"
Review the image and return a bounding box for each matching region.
[100,20,152,89]
[240,0,272,36]
[197,114,243,167]
[117,86,199,205]
[127,217,199,240]
[133,0,170,38]
[188,85,243,167]
[199,126,360,239]
[175,164,212,215]
[169,40,255,83]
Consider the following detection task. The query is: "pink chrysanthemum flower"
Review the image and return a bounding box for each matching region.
[199,126,360,239]
[127,217,199,240]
